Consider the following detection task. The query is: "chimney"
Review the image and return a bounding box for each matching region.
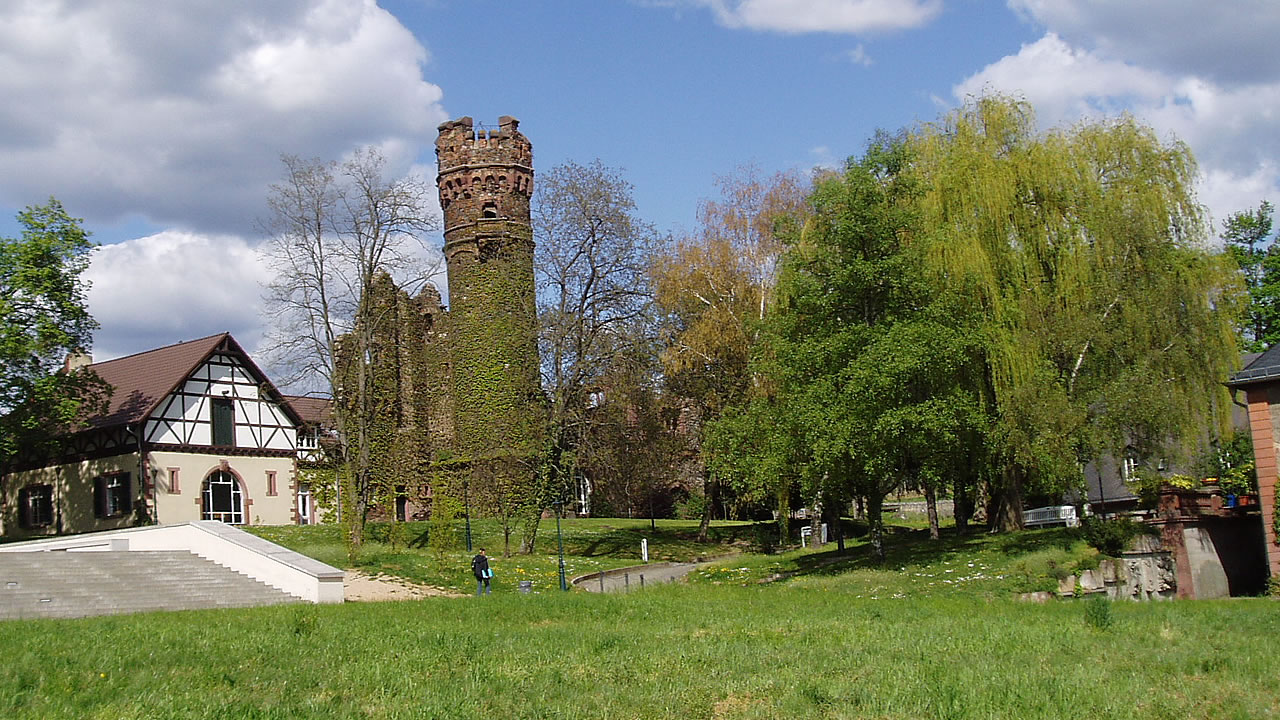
[64,351,92,372]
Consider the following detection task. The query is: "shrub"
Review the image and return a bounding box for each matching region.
[1084,594,1114,630]
[1081,516,1150,556]
[427,495,463,560]
[675,493,708,521]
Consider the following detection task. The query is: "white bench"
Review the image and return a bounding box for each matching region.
[1023,505,1079,528]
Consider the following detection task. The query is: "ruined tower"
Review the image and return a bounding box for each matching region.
[435,116,541,463]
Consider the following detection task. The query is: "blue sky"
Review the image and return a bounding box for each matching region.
[1,0,1277,364]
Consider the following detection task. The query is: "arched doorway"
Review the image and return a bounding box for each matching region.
[202,470,244,524]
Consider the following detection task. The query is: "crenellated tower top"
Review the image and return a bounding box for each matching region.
[435,115,533,250]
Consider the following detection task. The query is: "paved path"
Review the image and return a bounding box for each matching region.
[577,562,700,593]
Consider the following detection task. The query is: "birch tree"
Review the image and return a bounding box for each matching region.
[260,148,439,559]
[652,167,808,540]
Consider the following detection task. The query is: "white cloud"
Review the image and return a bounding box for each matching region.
[954,35,1171,126]
[0,0,450,361]
[85,231,273,361]
[846,44,874,66]
[1009,0,1280,86]
[686,0,941,33]
[956,28,1280,234]
[0,0,446,237]
[1199,165,1280,231]
[809,145,840,170]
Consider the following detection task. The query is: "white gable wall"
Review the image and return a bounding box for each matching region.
[145,353,297,451]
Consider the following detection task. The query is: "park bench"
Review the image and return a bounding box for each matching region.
[1022,505,1080,528]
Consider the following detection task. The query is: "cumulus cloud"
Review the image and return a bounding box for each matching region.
[1009,0,1280,86]
[84,231,274,360]
[954,35,1170,121]
[0,0,446,237]
[958,6,1280,231]
[667,0,941,34]
[845,44,874,66]
[0,0,450,361]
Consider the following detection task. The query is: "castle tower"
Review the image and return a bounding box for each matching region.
[435,116,541,462]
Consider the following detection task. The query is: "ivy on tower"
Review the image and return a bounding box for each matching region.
[435,116,544,541]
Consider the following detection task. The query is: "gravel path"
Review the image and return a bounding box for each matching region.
[577,562,700,593]
[343,570,464,601]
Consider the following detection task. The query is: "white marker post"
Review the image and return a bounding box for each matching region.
[641,538,649,562]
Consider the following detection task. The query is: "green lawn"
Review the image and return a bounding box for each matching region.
[247,517,764,593]
[2,518,1277,719]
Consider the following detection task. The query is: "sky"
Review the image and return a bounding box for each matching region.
[1,0,1277,367]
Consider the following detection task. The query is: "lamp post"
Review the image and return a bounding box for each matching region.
[463,478,473,552]
[552,498,567,591]
[649,488,656,532]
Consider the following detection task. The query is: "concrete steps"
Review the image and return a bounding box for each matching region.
[0,550,303,620]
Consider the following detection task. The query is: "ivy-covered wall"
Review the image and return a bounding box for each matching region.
[329,116,546,534]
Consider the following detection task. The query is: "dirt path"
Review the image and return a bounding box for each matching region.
[578,562,701,593]
[343,570,465,601]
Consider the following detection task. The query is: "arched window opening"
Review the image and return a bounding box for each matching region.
[202,470,244,524]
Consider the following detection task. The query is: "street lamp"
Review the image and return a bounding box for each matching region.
[649,489,656,532]
[552,498,567,591]
[463,478,473,552]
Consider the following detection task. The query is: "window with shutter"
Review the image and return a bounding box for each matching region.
[94,476,108,518]
[20,484,53,528]
[93,473,132,518]
[212,398,235,447]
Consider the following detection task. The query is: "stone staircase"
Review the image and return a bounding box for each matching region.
[0,550,303,620]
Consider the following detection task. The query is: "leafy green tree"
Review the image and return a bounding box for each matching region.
[1221,201,1279,351]
[0,199,110,472]
[652,168,809,540]
[910,96,1242,528]
[760,136,986,557]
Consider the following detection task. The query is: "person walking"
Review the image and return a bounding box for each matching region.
[472,548,492,596]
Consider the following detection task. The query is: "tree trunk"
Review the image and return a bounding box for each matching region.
[775,486,790,551]
[822,497,845,553]
[953,478,972,535]
[697,471,713,543]
[924,480,940,540]
[866,492,886,563]
[993,464,1026,532]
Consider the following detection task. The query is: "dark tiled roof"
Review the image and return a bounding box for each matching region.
[1228,345,1280,387]
[283,395,333,426]
[80,333,303,432]
[84,333,231,429]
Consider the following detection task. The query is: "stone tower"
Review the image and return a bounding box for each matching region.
[435,116,541,462]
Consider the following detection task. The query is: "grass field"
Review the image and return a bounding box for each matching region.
[2,517,1277,719]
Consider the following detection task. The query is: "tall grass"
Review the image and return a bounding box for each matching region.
[4,519,1275,718]
[2,584,1276,719]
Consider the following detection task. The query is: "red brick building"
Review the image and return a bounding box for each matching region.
[1226,345,1280,579]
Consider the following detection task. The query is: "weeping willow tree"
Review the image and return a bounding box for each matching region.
[911,95,1244,528]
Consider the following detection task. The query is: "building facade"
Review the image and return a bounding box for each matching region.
[1226,346,1280,579]
[1,334,306,539]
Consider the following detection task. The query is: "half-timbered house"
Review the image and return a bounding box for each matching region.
[1,333,307,539]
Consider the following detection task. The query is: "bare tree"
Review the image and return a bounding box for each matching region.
[260,148,439,559]
[532,160,659,541]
